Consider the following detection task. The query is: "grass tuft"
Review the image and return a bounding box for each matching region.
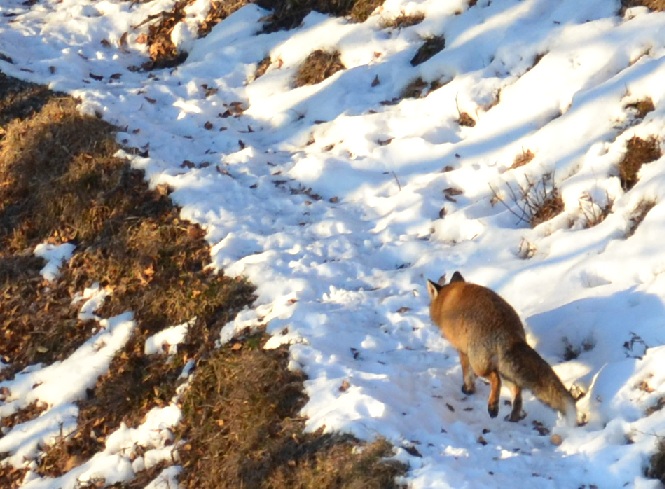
[381,11,425,29]
[618,136,662,191]
[626,199,656,237]
[294,50,345,87]
[625,97,655,120]
[510,149,535,170]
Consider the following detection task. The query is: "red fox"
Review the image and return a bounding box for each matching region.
[427,271,576,425]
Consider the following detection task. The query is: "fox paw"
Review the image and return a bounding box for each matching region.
[461,385,476,395]
[488,403,499,418]
[505,410,526,422]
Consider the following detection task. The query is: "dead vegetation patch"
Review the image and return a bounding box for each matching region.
[410,35,445,66]
[456,111,476,127]
[510,149,535,170]
[618,136,662,191]
[646,437,665,484]
[140,0,189,70]
[254,55,273,80]
[294,50,345,87]
[578,192,613,229]
[399,77,445,100]
[0,401,48,437]
[626,199,656,237]
[380,11,425,29]
[198,0,253,37]
[176,330,407,489]
[621,0,665,12]
[625,97,655,120]
[0,464,27,489]
[257,0,385,32]
[138,0,252,70]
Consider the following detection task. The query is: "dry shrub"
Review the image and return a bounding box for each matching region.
[625,97,655,120]
[294,50,345,87]
[646,438,665,484]
[491,172,564,227]
[578,192,613,228]
[381,11,425,29]
[410,35,445,66]
[257,0,385,32]
[177,331,406,489]
[626,199,656,237]
[510,149,535,170]
[618,136,662,191]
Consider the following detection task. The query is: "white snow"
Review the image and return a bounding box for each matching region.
[2,0,665,487]
[33,242,76,282]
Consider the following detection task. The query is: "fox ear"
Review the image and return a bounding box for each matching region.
[427,279,442,300]
[450,271,465,283]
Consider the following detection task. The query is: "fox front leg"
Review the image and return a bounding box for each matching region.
[458,351,477,395]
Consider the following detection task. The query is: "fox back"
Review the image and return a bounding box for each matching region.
[427,274,526,354]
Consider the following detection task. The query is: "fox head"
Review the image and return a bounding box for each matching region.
[426,270,465,300]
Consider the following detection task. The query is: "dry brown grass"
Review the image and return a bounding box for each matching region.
[626,199,656,237]
[258,0,385,32]
[510,149,535,170]
[294,50,346,87]
[625,97,655,120]
[0,73,254,486]
[399,77,445,100]
[139,0,251,70]
[621,0,665,11]
[618,136,662,191]
[0,464,26,489]
[381,11,425,29]
[410,35,445,66]
[176,330,407,489]
[646,438,665,484]
[457,111,476,127]
[578,192,613,229]
[255,55,272,80]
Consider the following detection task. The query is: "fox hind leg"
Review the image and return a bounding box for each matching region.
[506,383,526,422]
[458,352,477,395]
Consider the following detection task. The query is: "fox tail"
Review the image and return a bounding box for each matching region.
[500,342,577,425]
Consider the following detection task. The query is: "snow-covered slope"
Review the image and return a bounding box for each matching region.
[1,0,665,487]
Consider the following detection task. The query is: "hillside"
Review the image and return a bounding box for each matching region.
[1,0,665,487]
